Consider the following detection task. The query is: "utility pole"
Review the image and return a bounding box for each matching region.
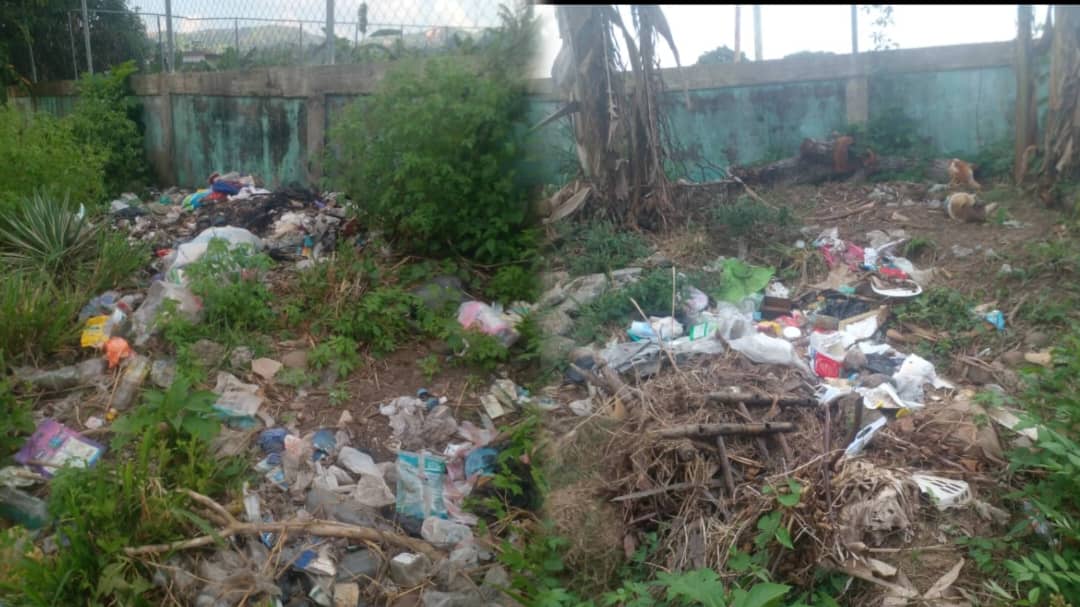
[753,5,762,61]
[734,5,742,63]
[80,0,93,74]
[326,0,335,65]
[165,0,175,72]
[851,5,859,55]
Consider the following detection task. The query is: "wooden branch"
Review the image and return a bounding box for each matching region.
[715,435,737,497]
[125,491,441,560]
[653,422,796,438]
[706,392,816,408]
[610,480,726,503]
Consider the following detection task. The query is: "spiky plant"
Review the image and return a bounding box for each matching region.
[0,192,100,285]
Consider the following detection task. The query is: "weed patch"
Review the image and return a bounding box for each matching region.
[559,220,652,277]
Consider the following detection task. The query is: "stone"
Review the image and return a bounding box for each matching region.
[537,309,573,337]
[1024,331,1050,349]
[389,553,433,588]
[252,357,283,380]
[306,488,380,528]
[150,359,177,388]
[229,346,254,369]
[483,566,510,590]
[411,276,466,313]
[843,348,867,372]
[951,244,974,259]
[191,339,226,367]
[282,350,309,369]
[333,583,360,607]
[421,517,473,549]
[540,270,569,292]
[337,549,380,583]
[337,447,381,478]
[353,475,395,508]
[421,591,481,607]
[1001,350,1026,368]
[540,336,576,367]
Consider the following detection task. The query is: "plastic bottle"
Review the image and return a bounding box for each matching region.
[112,355,151,411]
[0,487,49,529]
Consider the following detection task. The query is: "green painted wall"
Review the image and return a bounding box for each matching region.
[662,80,848,181]
[868,67,1016,154]
[17,62,1035,188]
[170,95,307,188]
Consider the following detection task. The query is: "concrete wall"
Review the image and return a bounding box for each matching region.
[7,40,1030,188]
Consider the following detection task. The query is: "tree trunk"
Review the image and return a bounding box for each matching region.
[1015,5,1037,183]
[851,5,859,55]
[753,5,763,61]
[1039,6,1080,203]
[731,138,952,186]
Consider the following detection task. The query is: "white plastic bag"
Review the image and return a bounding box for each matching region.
[457,301,519,347]
[729,333,811,374]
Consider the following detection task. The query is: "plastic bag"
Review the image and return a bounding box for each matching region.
[396,451,448,520]
[728,333,811,374]
[701,303,755,341]
[456,301,519,347]
[628,317,684,342]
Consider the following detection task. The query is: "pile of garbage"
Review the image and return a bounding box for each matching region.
[532,225,1032,603]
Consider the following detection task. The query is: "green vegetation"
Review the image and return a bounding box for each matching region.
[711,196,799,248]
[67,61,148,196]
[0,374,32,461]
[559,220,652,277]
[0,106,105,212]
[0,373,246,606]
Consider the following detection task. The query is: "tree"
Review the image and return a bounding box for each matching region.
[697,45,747,65]
[861,5,898,51]
[1,0,148,86]
[551,5,684,229]
[1039,7,1080,203]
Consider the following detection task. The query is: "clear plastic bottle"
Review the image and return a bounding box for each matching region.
[113,354,151,411]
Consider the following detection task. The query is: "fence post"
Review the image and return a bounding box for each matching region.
[165,0,175,73]
[326,0,335,65]
[157,15,165,72]
[299,21,304,63]
[235,18,240,53]
[68,12,79,79]
[80,0,93,74]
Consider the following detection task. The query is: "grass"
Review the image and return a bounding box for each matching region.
[558,220,652,277]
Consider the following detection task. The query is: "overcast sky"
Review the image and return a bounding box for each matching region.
[128,2,1049,75]
[532,4,1049,78]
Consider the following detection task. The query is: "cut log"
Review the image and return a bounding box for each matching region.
[654,422,796,438]
[730,137,954,187]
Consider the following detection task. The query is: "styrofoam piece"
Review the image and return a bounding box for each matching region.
[912,474,972,510]
[844,416,888,458]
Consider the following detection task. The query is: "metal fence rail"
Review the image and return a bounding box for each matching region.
[61,0,506,79]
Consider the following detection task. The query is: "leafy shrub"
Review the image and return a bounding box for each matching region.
[894,287,979,332]
[184,239,274,333]
[0,374,33,462]
[847,110,933,159]
[309,335,362,379]
[711,196,798,248]
[334,287,422,357]
[326,54,539,265]
[67,60,147,196]
[0,272,81,363]
[0,105,105,213]
[573,269,697,344]
[563,221,652,277]
[487,264,541,303]
[110,375,221,450]
[969,137,1014,181]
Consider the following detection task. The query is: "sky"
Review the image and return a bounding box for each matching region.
[124,2,1050,73]
[532,4,1050,78]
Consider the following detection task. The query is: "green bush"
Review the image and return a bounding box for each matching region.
[0,272,81,364]
[0,373,33,462]
[184,239,274,333]
[67,60,148,197]
[326,55,539,265]
[563,221,652,277]
[487,264,541,303]
[0,105,105,213]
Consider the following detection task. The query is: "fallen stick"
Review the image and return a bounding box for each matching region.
[735,402,771,460]
[610,480,727,503]
[706,392,816,407]
[125,490,441,560]
[715,436,737,497]
[654,422,796,439]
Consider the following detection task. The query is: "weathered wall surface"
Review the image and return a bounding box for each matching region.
[8,40,1030,188]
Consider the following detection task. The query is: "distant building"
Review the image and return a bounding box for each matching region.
[181,51,222,67]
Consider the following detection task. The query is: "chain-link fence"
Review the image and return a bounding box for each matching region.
[53,0,507,80]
